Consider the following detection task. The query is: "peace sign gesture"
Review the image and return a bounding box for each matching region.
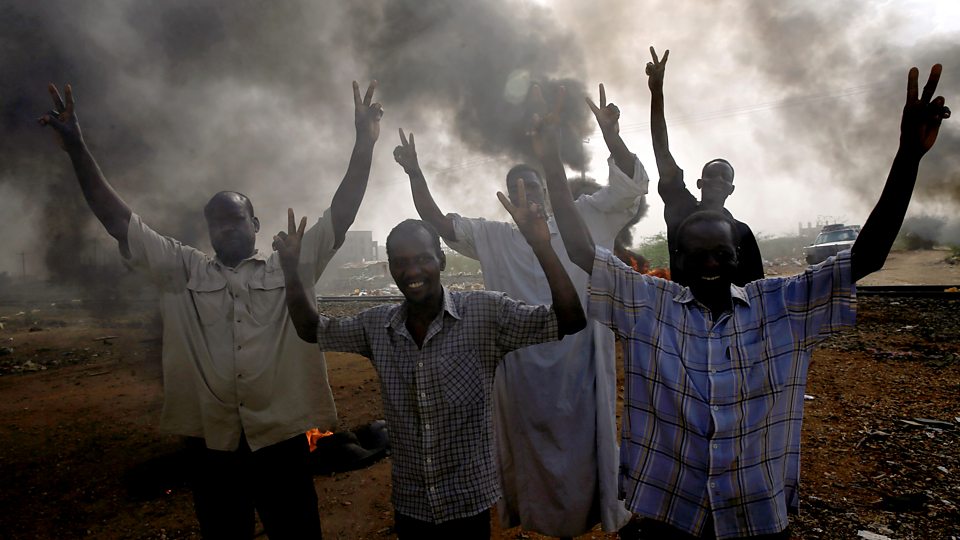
[497,179,550,249]
[527,83,565,160]
[645,46,670,92]
[901,64,950,156]
[393,128,420,174]
[275,208,308,273]
[585,83,620,135]
[353,80,383,143]
[38,83,84,152]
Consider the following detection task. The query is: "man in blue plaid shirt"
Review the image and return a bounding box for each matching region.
[275,182,586,539]
[532,64,950,539]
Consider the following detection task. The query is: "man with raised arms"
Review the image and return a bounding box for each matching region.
[539,64,949,538]
[38,80,383,539]
[275,181,586,539]
[647,47,765,286]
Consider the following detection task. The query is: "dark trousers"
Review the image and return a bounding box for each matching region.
[394,509,490,540]
[187,434,322,540]
[635,517,790,539]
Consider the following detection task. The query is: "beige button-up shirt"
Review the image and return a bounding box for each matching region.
[124,210,338,451]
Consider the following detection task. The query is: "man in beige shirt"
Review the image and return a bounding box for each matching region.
[38,80,384,539]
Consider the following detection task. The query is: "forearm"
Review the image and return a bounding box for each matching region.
[66,143,132,243]
[282,266,320,343]
[330,137,375,249]
[601,131,635,178]
[650,88,681,181]
[530,241,586,336]
[407,167,456,240]
[541,151,595,273]
[851,147,923,281]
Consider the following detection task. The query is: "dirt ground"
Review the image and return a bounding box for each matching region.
[1,250,958,539]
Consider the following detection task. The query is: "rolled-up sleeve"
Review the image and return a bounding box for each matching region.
[494,293,559,354]
[588,247,667,339]
[299,208,339,283]
[579,155,649,214]
[776,249,856,348]
[445,214,483,260]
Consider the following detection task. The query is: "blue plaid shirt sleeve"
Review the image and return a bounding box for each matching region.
[759,249,856,349]
[493,292,560,354]
[315,310,374,358]
[588,247,673,340]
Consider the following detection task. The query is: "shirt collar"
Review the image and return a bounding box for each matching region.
[385,286,462,330]
[672,283,752,307]
[213,249,267,269]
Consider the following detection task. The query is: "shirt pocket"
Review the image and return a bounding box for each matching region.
[440,351,484,407]
[249,270,286,326]
[186,273,229,326]
[731,335,792,401]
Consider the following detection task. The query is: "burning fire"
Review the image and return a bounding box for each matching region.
[614,245,670,280]
[306,428,334,452]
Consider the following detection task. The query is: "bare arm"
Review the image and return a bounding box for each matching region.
[276,209,320,342]
[528,85,596,274]
[586,83,635,177]
[852,65,950,281]
[330,81,383,250]
[39,84,132,250]
[498,181,586,336]
[645,47,683,193]
[393,129,456,240]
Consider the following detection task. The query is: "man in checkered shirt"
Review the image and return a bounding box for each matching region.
[534,65,950,539]
[275,182,587,539]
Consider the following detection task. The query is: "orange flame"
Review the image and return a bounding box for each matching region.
[305,428,334,452]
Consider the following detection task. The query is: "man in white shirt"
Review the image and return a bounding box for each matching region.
[393,84,648,537]
[38,80,384,539]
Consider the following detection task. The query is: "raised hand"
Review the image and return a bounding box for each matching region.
[586,83,620,135]
[353,80,383,143]
[901,64,950,156]
[645,46,670,92]
[498,179,551,249]
[275,208,308,273]
[38,83,84,151]
[393,128,420,174]
[527,83,565,160]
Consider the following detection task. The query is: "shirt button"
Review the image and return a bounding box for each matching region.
[712,405,719,411]
[424,424,430,430]
[237,373,243,379]
[239,402,244,407]
[426,458,432,464]
[430,486,436,493]
[712,444,719,449]
[710,482,716,488]
[418,362,423,367]
[420,392,426,398]
[711,368,717,374]
[237,345,242,351]
[236,319,242,323]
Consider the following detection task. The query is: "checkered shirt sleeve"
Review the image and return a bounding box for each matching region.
[493,292,559,354]
[315,310,374,359]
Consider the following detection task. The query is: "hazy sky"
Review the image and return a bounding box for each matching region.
[1,0,957,278]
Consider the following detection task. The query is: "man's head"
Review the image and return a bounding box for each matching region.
[505,164,545,208]
[386,219,446,305]
[675,210,740,292]
[203,191,260,266]
[696,158,735,207]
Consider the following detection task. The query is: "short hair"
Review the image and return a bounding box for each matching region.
[505,164,542,187]
[386,219,444,259]
[675,210,740,252]
[204,191,255,220]
[701,158,735,182]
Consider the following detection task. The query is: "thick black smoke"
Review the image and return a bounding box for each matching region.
[0,0,591,284]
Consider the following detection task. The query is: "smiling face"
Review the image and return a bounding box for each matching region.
[387,223,445,306]
[676,218,739,294]
[204,192,259,266]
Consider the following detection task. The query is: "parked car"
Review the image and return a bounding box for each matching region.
[804,224,860,264]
